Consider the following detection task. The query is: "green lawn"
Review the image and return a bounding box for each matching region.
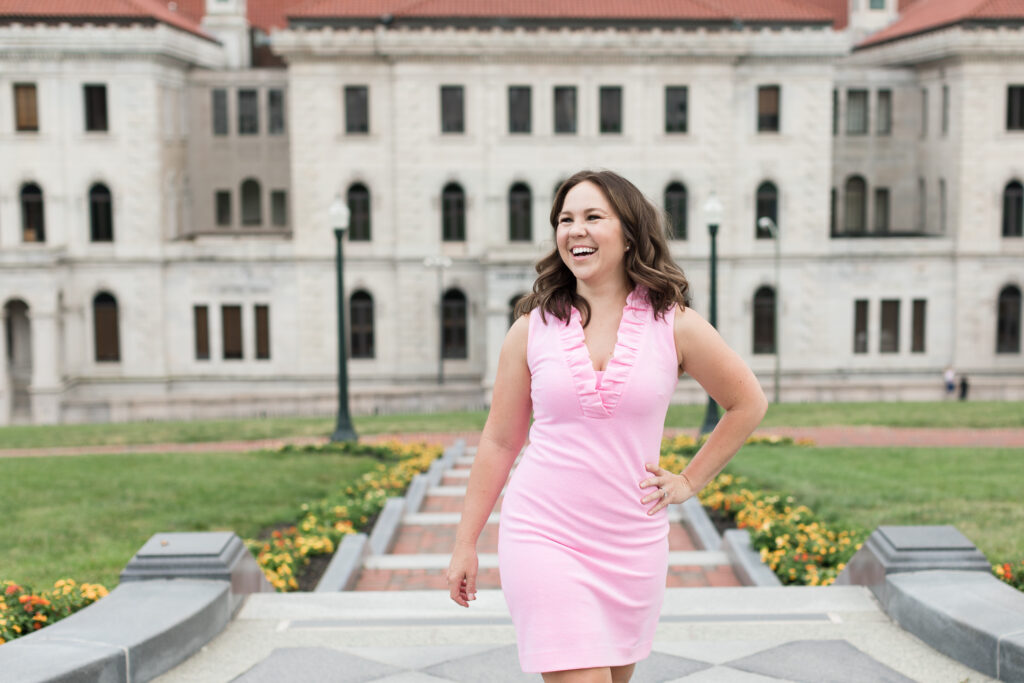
[0,450,379,590]
[723,444,1024,565]
[0,401,1020,450]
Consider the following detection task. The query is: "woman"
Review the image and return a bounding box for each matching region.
[447,170,767,683]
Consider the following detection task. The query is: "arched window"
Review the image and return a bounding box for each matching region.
[844,176,867,234]
[753,286,776,354]
[20,183,45,242]
[349,290,374,359]
[442,183,465,242]
[89,183,113,242]
[93,292,120,362]
[997,285,1021,354]
[755,182,777,239]
[241,178,261,226]
[508,292,526,328]
[664,182,687,240]
[1004,181,1023,237]
[509,183,532,242]
[442,288,468,359]
[348,183,371,241]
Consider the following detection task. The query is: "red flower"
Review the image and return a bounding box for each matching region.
[4,585,18,595]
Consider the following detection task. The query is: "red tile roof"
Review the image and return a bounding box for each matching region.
[859,0,1024,48]
[0,0,214,39]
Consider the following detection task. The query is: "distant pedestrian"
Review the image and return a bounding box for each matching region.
[944,365,955,399]
[959,376,969,401]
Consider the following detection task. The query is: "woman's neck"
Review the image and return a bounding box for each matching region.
[576,274,633,308]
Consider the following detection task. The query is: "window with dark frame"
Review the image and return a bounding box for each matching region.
[1004,181,1023,237]
[939,178,947,233]
[941,85,949,135]
[554,86,577,134]
[509,183,532,242]
[664,86,687,133]
[880,299,900,353]
[84,84,108,132]
[874,187,890,233]
[254,304,270,360]
[212,89,228,136]
[600,86,622,134]
[664,182,687,240]
[832,89,838,136]
[89,183,113,242]
[753,287,776,354]
[268,89,285,135]
[216,190,232,227]
[238,89,258,135]
[830,188,837,235]
[271,190,287,227]
[844,176,867,234]
[508,86,531,134]
[997,286,1022,353]
[911,299,926,353]
[920,87,928,137]
[241,178,261,226]
[846,89,868,135]
[20,183,45,243]
[508,293,525,328]
[870,0,885,8]
[345,85,369,134]
[348,183,371,241]
[93,293,120,362]
[442,289,468,359]
[854,299,868,353]
[14,83,38,132]
[758,85,780,132]
[194,305,210,360]
[877,89,892,135]
[441,85,464,134]
[442,183,465,241]
[350,291,375,359]
[1007,86,1024,131]
[755,182,777,239]
[222,305,243,360]
[918,178,926,231]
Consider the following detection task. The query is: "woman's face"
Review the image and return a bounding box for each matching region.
[555,181,628,284]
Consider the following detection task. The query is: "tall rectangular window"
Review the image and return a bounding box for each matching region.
[832,89,838,136]
[238,89,258,135]
[345,85,369,134]
[222,305,243,360]
[870,0,885,8]
[271,190,287,227]
[877,89,892,135]
[874,187,890,233]
[212,89,228,136]
[508,86,531,134]
[847,89,868,135]
[599,86,622,134]
[939,178,947,233]
[194,305,210,360]
[918,178,927,231]
[268,89,285,134]
[84,84,108,131]
[254,305,270,360]
[1007,85,1024,130]
[554,86,577,134]
[920,87,928,137]
[757,85,780,132]
[880,299,900,353]
[941,84,949,135]
[664,86,688,133]
[14,83,38,132]
[440,85,464,133]
[911,299,926,353]
[215,190,231,226]
[854,300,868,353]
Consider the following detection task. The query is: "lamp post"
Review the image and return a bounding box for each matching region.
[424,255,452,386]
[700,193,723,436]
[329,194,358,443]
[758,216,781,404]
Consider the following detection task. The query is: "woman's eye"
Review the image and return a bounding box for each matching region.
[559,217,572,224]
[587,215,600,221]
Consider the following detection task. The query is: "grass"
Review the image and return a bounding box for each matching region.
[0,449,380,590]
[724,444,1024,565]
[0,401,1020,451]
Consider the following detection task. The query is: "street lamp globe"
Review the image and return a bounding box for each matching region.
[703,192,723,228]
[329,193,350,234]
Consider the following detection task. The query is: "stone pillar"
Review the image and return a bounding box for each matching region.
[28,308,62,424]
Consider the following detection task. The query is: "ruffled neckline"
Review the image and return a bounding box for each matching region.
[560,286,650,419]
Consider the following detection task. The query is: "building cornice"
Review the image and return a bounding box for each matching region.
[848,24,1024,67]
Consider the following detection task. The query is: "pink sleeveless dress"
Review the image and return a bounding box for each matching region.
[498,286,680,673]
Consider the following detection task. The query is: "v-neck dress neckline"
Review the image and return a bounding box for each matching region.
[559,286,649,419]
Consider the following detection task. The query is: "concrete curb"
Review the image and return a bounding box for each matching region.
[366,497,406,556]
[403,473,430,515]
[883,570,1024,681]
[0,580,231,683]
[314,533,369,592]
[721,528,782,587]
[679,497,722,551]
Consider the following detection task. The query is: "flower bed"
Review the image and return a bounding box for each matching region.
[245,440,443,591]
[0,580,108,645]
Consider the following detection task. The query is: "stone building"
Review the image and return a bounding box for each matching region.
[0,0,1022,425]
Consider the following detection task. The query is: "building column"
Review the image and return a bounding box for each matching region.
[0,307,9,426]
[28,309,62,424]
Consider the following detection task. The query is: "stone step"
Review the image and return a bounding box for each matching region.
[365,551,730,570]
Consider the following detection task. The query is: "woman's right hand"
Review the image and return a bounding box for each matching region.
[447,541,479,607]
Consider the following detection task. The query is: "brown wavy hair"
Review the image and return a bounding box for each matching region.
[514,169,691,326]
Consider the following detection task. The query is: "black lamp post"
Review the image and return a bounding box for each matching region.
[329,194,357,443]
[700,193,723,436]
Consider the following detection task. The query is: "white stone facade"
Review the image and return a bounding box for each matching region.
[0,9,1022,425]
